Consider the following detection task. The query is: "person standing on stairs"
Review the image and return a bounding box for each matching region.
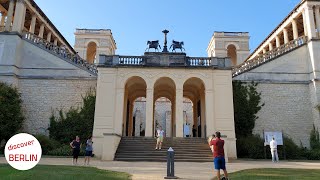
[155,126,165,150]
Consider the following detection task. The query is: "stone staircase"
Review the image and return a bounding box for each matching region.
[114,137,212,162]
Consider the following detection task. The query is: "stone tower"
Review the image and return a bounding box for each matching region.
[74,29,117,64]
[207,32,250,66]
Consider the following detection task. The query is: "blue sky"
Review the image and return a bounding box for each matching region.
[35,0,301,57]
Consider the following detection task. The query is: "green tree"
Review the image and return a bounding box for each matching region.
[233,81,264,137]
[0,82,24,142]
[48,90,96,144]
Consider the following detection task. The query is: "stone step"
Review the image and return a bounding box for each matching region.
[115,137,212,162]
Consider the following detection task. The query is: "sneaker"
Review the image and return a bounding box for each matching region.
[159,148,161,150]
[155,148,158,150]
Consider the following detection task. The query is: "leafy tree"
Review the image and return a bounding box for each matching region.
[48,90,96,144]
[0,82,24,142]
[233,81,264,137]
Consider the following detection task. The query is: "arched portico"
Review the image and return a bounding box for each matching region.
[153,77,176,137]
[183,77,206,138]
[86,41,98,64]
[227,44,237,66]
[123,76,147,137]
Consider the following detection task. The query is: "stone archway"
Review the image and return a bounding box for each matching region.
[183,77,206,138]
[227,44,237,66]
[86,41,97,64]
[123,76,147,137]
[153,77,176,137]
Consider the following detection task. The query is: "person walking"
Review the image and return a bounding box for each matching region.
[70,135,81,165]
[84,136,93,166]
[270,137,279,162]
[155,127,164,150]
[209,131,229,180]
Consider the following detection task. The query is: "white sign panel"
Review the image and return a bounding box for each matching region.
[264,131,283,146]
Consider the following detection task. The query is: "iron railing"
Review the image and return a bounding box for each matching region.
[232,36,308,77]
[22,32,97,75]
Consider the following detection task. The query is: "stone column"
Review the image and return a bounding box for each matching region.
[38,24,45,38]
[175,89,184,137]
[276,36,280,48]
[29,14,37,34]
[283,28,289,44]
[145,88,154,137]
[292,18,299,40]
[12,0,27,33]
[262,48,267,54]
[47,32,52,42]
[5,0,15,31]
[315,6,320,37]
[304,6,317,39]
[54,38,58,45]
[0,12,6,26]
[268,43,273,51]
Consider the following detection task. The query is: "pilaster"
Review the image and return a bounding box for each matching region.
[29,14,37,34]
[4,0,15,31]
[12,0,26,33]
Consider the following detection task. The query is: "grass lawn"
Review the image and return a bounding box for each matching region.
[0,164,131,180]
[213,168,320,180]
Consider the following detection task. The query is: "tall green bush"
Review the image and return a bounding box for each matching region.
[0,82,24,142]
[48,90,96,144]
[310,124,320,150]
[233,81,264,138]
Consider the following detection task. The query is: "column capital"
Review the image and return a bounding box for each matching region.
[16,0,26,4]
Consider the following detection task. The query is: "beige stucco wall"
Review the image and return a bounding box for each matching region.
[0,34,97,135]
[93,67,236,160]
[234,43,315,147]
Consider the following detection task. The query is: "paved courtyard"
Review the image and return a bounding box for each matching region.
[1,157,320,180]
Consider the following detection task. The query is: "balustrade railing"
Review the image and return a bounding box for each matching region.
[232,36,308,77]
[22,32,97,75]
[187,57,212,66]
[119,56,144,65]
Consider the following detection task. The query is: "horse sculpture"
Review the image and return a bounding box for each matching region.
[170,40,185,52]
[145,40,161,52]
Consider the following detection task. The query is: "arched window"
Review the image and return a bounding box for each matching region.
[227,44,237,66]
[86,42,97,64]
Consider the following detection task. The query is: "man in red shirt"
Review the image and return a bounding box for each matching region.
[209,131,229,180]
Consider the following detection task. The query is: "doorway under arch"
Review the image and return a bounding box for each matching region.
[227,44,237,66]
[153,77,176,137]
[86,41,97,64]
[183,77,206,138]
[123,76,147,137]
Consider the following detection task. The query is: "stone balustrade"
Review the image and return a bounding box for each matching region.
[22,32,98,75]
[98,53,231,69]
[232,36,308,77]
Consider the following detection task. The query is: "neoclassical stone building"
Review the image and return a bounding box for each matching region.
[0,0,319,160]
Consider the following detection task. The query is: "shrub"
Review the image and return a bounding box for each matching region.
[237,135,304,160]
[48,90,95,144]
[310,124,320,150]
[237,135,265,159]
[34,134,59,155]
[47,145,86,156]
[0,82,24,142]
